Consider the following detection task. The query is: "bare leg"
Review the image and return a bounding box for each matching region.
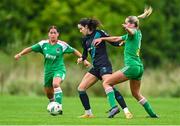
[102,74,128,109]
[130,80,158,118]
[102,71,128,105]
[44,87,54,102]
[78,72,98,117]
[103,70,128,89]
[78,72,98,91]
[102,74,132,118]
[129,80,144,101]
[102,71,128,118]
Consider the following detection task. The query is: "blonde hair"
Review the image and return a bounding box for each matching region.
[137,6,153,19]
[126,6,153,27]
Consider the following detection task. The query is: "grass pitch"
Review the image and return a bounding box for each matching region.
[0,95,179,125]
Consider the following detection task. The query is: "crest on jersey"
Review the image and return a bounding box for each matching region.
[56,48,60,53]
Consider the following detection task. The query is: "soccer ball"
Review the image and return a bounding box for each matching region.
[47,102,62,115]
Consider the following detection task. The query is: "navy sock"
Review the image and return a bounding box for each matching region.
[78,91,91,110]
[113,88,127,109]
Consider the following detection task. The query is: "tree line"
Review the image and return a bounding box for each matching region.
[0,0,180,67]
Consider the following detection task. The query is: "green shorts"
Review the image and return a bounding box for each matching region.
[120,65,144,80]
[44,70,66,87]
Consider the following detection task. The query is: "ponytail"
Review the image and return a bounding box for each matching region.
[137,6,153,19]
[126,6,153,28]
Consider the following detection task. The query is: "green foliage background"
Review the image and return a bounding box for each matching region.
[0,0,180,97]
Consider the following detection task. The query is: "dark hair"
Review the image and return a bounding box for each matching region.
[48,25,60,33]
[78,18,101,31]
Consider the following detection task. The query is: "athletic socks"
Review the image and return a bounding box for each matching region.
[113,88,127,109]
[54,87,63,104]
[123,107,129,113]
[78,91,91,110]
[85,109,93,115]
[113,88,132,115]
[139,98,157,117]
[105,87,117,108]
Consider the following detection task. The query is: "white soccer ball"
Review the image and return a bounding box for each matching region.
[47,102,62,115]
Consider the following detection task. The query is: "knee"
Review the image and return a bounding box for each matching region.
[77,83,86,92]
[102,79,110,88]
[53,83,59,88]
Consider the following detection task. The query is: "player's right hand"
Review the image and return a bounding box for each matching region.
[14,54,21,60]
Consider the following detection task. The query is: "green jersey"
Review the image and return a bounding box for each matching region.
[121,29,143,66]
[31,40,75,73]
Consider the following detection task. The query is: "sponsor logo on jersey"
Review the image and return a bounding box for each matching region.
[45,54,56,60]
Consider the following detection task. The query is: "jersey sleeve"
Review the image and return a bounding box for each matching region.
[121,34,128,41]
[64,44,75,54]
[98,30,120,47]
[31,43,42,53]
[59,41,75,54]
[63,43,75,53]
[98,30,110,37]
[81,38,88,61]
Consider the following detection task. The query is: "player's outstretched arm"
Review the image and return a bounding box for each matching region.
[14,47,32,60]
[73,49,82,58]
[94,36,123,46]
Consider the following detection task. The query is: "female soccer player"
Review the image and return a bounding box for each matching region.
[94,6,158,118]
[77,18,132,118]
[14,25,90,115]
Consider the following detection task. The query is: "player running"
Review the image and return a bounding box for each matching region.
[14,25,90,115]
[94,6,158,118]
[77,18,132,118]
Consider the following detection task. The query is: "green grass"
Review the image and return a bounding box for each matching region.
[0,95,180,125]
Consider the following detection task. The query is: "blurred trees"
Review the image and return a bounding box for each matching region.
[0,0,180,67]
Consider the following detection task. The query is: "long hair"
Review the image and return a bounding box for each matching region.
[78,18,102,31]
[126,6,153,27]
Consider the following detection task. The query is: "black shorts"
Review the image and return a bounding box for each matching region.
[88,66,112,80]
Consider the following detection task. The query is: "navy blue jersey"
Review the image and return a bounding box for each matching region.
[81,30,120,68]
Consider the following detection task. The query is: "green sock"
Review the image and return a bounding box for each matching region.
[143,102,156,117]
[54,92,63,104]
[54,87,63,104]
[107,91,116,108]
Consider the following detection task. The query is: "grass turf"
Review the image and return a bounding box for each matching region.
[0,95,180,125]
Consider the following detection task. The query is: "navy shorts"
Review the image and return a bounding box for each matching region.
[88,66,112,80]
